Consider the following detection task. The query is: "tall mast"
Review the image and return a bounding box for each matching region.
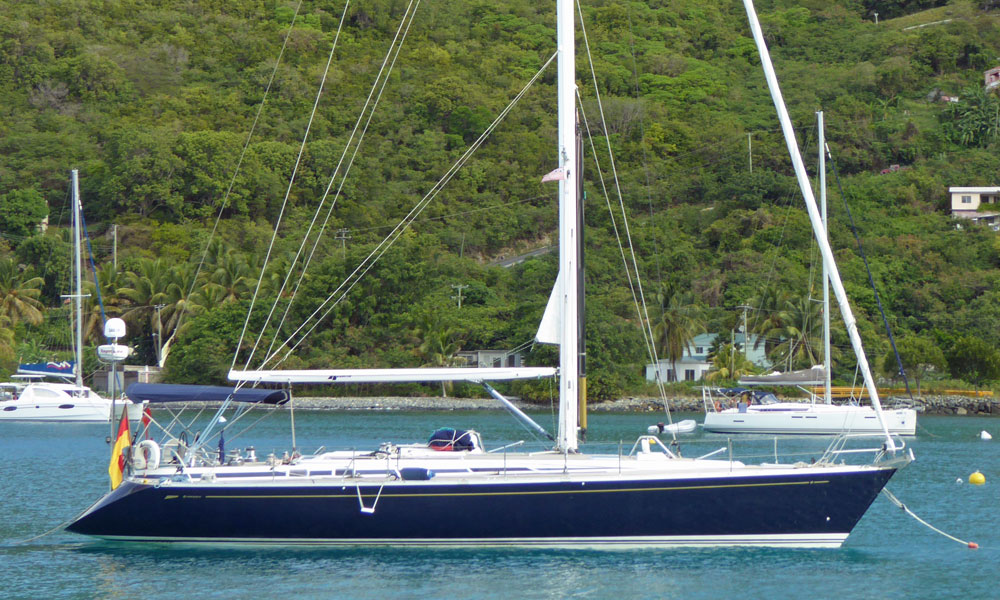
[576,110,587,441]
[743,0,895,450]
[819,112,831,405]
[556,0,579,452]
[72,170,84,389]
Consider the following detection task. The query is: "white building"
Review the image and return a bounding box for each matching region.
[456,349,523,369]
[645,333,770,383]
[949,186,1000,229]
[986,66,1000,91]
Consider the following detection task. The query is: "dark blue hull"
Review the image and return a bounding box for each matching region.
[67,467,896,546]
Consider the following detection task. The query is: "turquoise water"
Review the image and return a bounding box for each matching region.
[1,411,997,600]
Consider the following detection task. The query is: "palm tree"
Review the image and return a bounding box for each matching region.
[257,251,297,300]
[412,311,466,397]
[190,282,227,314]
[0,258,45,327]
[650,282,705,383]
[748,287,792,356]
[155,263,205,367]
[0,314,15,370]
[704,343,757,382]
[80,262,126,344]
[118,258,174,364]
[944,85,1000,147]
[211,252,256,303]
[769,294,825,371]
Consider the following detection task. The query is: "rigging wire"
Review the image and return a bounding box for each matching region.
[575,2,675,434]
[192,0,327,455]
[236,0,352,375]
[825,141,915,404]
[255,0,420,369]
[180,0,306,370]
[259,53,558,369]
[623,5,662,283]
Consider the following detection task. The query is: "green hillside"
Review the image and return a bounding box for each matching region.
[1,0,1000,399]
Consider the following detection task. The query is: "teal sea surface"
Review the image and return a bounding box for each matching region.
[1,410,996,599]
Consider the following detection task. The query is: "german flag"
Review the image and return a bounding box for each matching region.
[108,412,130,490]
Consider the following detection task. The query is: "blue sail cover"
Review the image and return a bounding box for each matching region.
[126,383,289,405]
[18,361,75,378]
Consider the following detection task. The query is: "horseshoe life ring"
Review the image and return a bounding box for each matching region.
[135,439,161,471]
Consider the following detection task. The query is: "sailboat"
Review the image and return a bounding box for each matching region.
[67,0,911,547]
[0,170,120,423]
[701,367,917,435]
[702,113,917,436]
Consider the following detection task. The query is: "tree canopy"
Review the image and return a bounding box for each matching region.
[2,0,1000,397]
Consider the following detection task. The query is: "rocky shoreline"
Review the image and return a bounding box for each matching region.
[273,394,997,416]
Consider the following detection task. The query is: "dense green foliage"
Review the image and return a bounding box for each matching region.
[2,0,1000,398]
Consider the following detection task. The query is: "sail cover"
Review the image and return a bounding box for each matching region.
[738,366,825,386]
[18,361,75,379]
[126,383,289,405]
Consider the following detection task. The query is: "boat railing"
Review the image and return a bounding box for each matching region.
[818,432,908,465]
[601,434,901,468]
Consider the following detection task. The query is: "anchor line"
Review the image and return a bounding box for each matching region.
[881,487,977,549]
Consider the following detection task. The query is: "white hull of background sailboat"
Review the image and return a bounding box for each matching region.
[700,369,917,436]
[67,0,911,548]
[703,404,916,436]
[697,365,922,436]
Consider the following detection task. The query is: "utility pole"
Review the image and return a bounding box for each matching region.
[154,303,165,366]
[334,228,351,259]
[451,283,468,308]
[730,329,735,376]
[748,133,752,173]
[737,303,752,360]
[112,224,117,271]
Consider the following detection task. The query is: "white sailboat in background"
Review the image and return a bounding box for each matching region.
[68,0,910,547]
[0,170,121,423]
[701,366,917,435]
[702,113,917,436]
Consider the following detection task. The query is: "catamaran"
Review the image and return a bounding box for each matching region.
[0,171,123,423]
